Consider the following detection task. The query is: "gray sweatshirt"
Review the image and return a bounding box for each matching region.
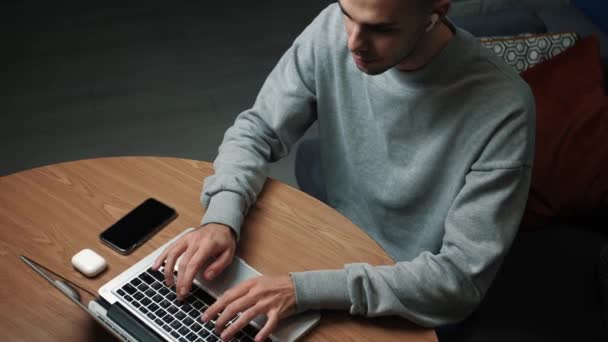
[200,4,535,327]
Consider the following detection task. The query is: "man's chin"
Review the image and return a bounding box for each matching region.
[355,63,390,76]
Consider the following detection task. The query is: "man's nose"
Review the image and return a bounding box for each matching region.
[348,26,367,53]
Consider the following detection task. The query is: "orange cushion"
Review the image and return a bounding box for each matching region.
[520,34,608,229]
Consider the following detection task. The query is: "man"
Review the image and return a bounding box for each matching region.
[153,0,535,341]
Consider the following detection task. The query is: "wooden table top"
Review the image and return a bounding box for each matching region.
[0,156,436,341]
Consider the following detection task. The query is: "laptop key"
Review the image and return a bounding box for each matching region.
[148,268,165,282]
[186,332,198,341]
[240,336,254,342]
[176,311,186,320]
[145,289,156,297]
[160,299,171,308]
[168,305,179,314]
[170,320,183,330]
[124,295,133,302]
[141,298,152,306]
[148,303,159,312]
[163,315,174,324]
[130,278,142,286]
[242,324,260,338]
[188,310,200,319]
[155,309,167,318]
[192,300,204,310]
[155,318,164,326]
[181,304,193,313]
[138,283,149,292]
[162,324,172,333]
[139,307,149,314]
[122,284,137,295]
[183,317,194,326]
[204,321,215,330]
[179,338,188,342]
[171,331,180,339]
[178,326,190,336]
[193,288,216,305]
[151,281,162,290]
[139,272,155,284]
[207,335,218,342]
[167,293,177,301]
[147,313,156,320]
[191,323,202,332]
[159,287,170,296]
[133,292,144,300]
[132,301,141,308]
[152,294,164,303]
[198,329,210,338]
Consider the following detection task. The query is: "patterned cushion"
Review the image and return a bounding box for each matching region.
[480,32,579,72]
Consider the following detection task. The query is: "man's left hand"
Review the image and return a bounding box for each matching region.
[202,275,297,342]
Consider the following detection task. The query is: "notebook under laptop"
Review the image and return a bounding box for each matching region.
[34,228,321,342]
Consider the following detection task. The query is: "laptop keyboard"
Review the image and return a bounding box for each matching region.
[115,266,268,342]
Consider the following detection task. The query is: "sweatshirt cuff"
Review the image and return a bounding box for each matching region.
[201,191,246,241]
[290,269,351,313]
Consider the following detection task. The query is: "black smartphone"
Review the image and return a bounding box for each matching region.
[100,198,177,255]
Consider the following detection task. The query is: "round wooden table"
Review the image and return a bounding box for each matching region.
[0,157,436,341]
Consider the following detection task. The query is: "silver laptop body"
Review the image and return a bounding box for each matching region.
[91,228,321,342]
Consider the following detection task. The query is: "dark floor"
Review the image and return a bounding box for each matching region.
[1,1,333,186]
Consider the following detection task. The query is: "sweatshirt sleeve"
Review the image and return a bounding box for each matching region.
[292,100,535,327]
[200,14,322,238]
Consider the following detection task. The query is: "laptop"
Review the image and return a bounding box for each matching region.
[25,228,321,342]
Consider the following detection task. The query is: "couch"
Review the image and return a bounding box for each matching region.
[295,1,608,340]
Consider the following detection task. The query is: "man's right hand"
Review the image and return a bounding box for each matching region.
[152,223,237,301]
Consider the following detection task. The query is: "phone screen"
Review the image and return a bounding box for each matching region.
[100,198,177,254]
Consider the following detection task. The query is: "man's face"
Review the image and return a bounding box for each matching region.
[339,0,429,75]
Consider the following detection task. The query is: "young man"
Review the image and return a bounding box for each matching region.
[153,0,535,340]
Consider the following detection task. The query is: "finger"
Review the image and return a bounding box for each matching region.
[152,245,170,271]
[174,242,221,301]
[178,245,212,294]
[219,305,261,341]
[153,238,186,270]
[163,242,187,287]
[177,245,215,301]
[203,281,252,322]
[214,295,257,334]
[175,244,200,300]
[203,247,234,281]
[255,312,279,342]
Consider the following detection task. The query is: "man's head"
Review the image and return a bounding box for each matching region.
[339,0,451,75]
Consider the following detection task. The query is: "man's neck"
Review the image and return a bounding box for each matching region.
[396,20,454,72]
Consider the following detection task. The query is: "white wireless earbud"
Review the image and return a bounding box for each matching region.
[425,13,440,32]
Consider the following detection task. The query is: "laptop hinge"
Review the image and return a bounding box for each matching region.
[97,297,111,310]
[107,302,165,342]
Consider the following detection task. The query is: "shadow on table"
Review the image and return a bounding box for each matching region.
[86,317,121,341]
